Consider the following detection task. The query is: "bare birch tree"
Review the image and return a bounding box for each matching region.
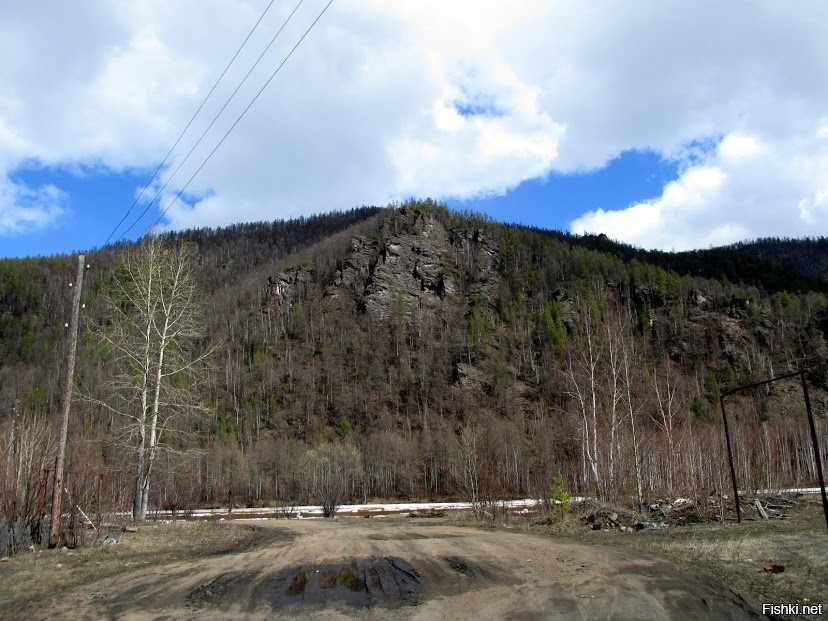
[650,360,680,493]
[604,321,626,499]
[622,343,645,510]
[563,303,603,497]
[90,237,213,521]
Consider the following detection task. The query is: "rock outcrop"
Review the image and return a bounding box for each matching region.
[267,265,315,306]
[321,206,501,318]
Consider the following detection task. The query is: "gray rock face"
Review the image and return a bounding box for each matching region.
[268,265,315,306]
[719,315,752,368]
[449,229,499,303]
[365,224,450,315]
[327,236,377,300]
[321,208,502,318]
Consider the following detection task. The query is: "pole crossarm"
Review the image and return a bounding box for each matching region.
[720,369,802,398]
[719,369,828,533]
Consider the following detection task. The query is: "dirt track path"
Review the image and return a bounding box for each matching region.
[38,518,764,620]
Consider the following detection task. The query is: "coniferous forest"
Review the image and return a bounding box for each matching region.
[2,201,827,551]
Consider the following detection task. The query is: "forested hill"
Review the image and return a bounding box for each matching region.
[537,230,828,293]
[728,237,828,284]
[0,206,383,368]
[1,200,827,525]
[164,206,383,283]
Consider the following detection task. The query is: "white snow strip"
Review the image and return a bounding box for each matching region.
[113,489,820,521]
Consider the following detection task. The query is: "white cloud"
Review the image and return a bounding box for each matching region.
[572,165,733,250]
[571,124,828,249]
[1,0,827,248]
[0,179,66,235]
[799,188,828,225]
[717,133,766,162]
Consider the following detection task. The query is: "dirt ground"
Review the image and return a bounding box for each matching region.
[12,517,770,621]
[551,497,828,620]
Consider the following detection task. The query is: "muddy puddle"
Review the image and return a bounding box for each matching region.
[185,555,497,613]
[187,556,427,612]
[269,557,422,608]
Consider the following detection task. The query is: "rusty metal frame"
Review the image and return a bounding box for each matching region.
[719,370,827,531]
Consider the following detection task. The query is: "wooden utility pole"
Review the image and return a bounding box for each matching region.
[49,254,85,548]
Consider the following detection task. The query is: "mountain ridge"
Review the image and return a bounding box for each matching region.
[1,201,826,529]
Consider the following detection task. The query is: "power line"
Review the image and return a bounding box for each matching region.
[118,0,309,242]
[145,0,336,235]
[103,0,278,246]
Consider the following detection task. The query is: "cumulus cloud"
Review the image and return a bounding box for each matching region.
[159,0,564,229]
[1,0,827,248]
[572,165,730,250]
[0,178,66,235]
[799,188,828,225]
[571,125,828,249]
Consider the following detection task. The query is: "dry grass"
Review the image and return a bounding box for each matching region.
[0,521,280,620]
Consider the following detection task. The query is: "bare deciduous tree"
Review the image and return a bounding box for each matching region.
[459,424,482,515]
[1,408,54,555]
[650,359,681,494]
[302,442,362,517]
[564,305,603,498]
[89,237,213,521]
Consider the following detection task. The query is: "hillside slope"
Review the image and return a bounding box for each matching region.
[1,201,826,528]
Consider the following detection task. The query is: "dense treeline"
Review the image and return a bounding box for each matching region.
[1,201,827,552]
[527,230,828,294]
[730,236,828,284]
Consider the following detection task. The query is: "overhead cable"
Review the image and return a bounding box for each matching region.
[118,0,309,241]
[103,0,278,246]
[145,0,336,234]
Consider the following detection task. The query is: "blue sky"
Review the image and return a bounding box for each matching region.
[1,150,679,258]
[447,150,678,235]
[3,166,151,257]
[2,1,827,258]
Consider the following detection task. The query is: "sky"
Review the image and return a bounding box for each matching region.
[1,1,827,258]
